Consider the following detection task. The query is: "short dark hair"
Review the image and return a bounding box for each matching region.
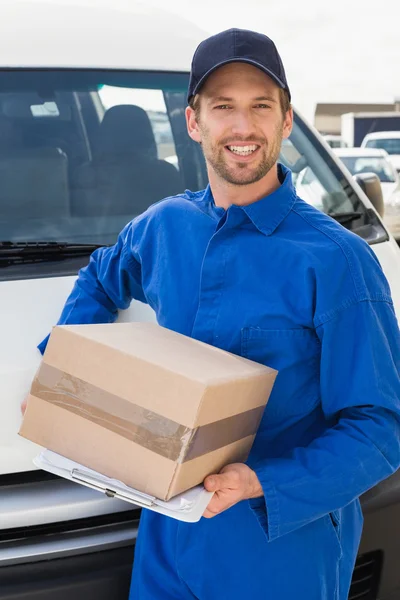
[188,94,201,119]
[279,88,291,115]
[189,88,291,119]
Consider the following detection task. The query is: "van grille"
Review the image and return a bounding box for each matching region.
[0,509,141,543]
[0,470,58,487]
[349,551,383,600]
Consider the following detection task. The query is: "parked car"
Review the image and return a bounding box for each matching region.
[334,147,400,241]
[322,134,348,148]
[361,131,400,173]
[1,2,400,600]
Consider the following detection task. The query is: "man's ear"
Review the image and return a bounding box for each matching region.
[282,107,294,140]
[186,106,202,143]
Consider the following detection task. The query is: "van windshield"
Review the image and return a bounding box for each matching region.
[0,70,377,250]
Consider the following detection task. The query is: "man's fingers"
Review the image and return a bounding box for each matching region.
[203,498,224,519]
[204,471,237,492]
[202,489,237,518]
[203,506,218,519]
[203,495,236,519]
[202,464,254,518]
[21,396,28,416]
[204,475,217,492]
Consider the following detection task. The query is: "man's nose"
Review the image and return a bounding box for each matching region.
[230,109,256,137]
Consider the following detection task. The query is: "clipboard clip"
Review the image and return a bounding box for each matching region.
[71,468,155,508]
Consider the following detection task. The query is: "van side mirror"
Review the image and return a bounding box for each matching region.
[353,172,385,218]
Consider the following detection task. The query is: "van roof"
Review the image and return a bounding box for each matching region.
[0,0,206,71]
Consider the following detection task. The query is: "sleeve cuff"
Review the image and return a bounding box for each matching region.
[248,466,280,542]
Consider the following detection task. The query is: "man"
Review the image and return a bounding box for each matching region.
[27,29,400,599]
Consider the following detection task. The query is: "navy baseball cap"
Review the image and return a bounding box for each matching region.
[187,28,291,103]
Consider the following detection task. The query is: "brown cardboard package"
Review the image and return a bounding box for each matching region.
[19,322,277,501]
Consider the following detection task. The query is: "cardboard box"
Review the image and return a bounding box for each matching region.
[20,322,277,501]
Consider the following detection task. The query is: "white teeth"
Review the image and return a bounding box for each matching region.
[228,145,258,156]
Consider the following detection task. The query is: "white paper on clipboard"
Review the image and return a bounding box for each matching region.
[33,450,214,523]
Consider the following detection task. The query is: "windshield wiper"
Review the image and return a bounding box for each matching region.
[0,242,104,267]
[327,211,363,226]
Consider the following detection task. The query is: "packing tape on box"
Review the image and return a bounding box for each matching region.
[31,363,265,463]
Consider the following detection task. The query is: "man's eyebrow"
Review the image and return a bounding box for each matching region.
[207,95,278,103]
[254,96,277,103]
[207,96,234,103]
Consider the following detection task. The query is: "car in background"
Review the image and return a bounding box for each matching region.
[322,134,348,148]
[334,147,400,241]
[334,148,399,202]
[361,131,400,173]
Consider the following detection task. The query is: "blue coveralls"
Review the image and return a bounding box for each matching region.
[39,165,400,599]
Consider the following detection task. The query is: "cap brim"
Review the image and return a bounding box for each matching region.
[189,58,290,102]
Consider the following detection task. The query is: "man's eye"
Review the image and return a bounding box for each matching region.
[215,105,231,110]
[255,104,271,109]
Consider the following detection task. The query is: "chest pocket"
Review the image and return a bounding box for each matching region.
[241,327,321,427]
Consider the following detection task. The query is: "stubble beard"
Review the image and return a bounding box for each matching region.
[199,122,284,186]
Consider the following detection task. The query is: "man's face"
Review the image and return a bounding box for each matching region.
[186,63,293,186]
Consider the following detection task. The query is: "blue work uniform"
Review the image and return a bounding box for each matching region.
[39,165,400,599]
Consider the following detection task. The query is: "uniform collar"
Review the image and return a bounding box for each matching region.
[205,163,297,236]
[242,163,297,236]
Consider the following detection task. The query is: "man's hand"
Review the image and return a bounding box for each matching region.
[203,463,263,519]
[21,395,28,416]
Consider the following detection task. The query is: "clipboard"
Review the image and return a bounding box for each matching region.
[33,450,213,523]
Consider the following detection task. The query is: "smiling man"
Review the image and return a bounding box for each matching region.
[29,29,400,599]
[187,61,291,196]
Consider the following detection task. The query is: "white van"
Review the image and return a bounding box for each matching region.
[1,2,400,599]
[362,131,400,174]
